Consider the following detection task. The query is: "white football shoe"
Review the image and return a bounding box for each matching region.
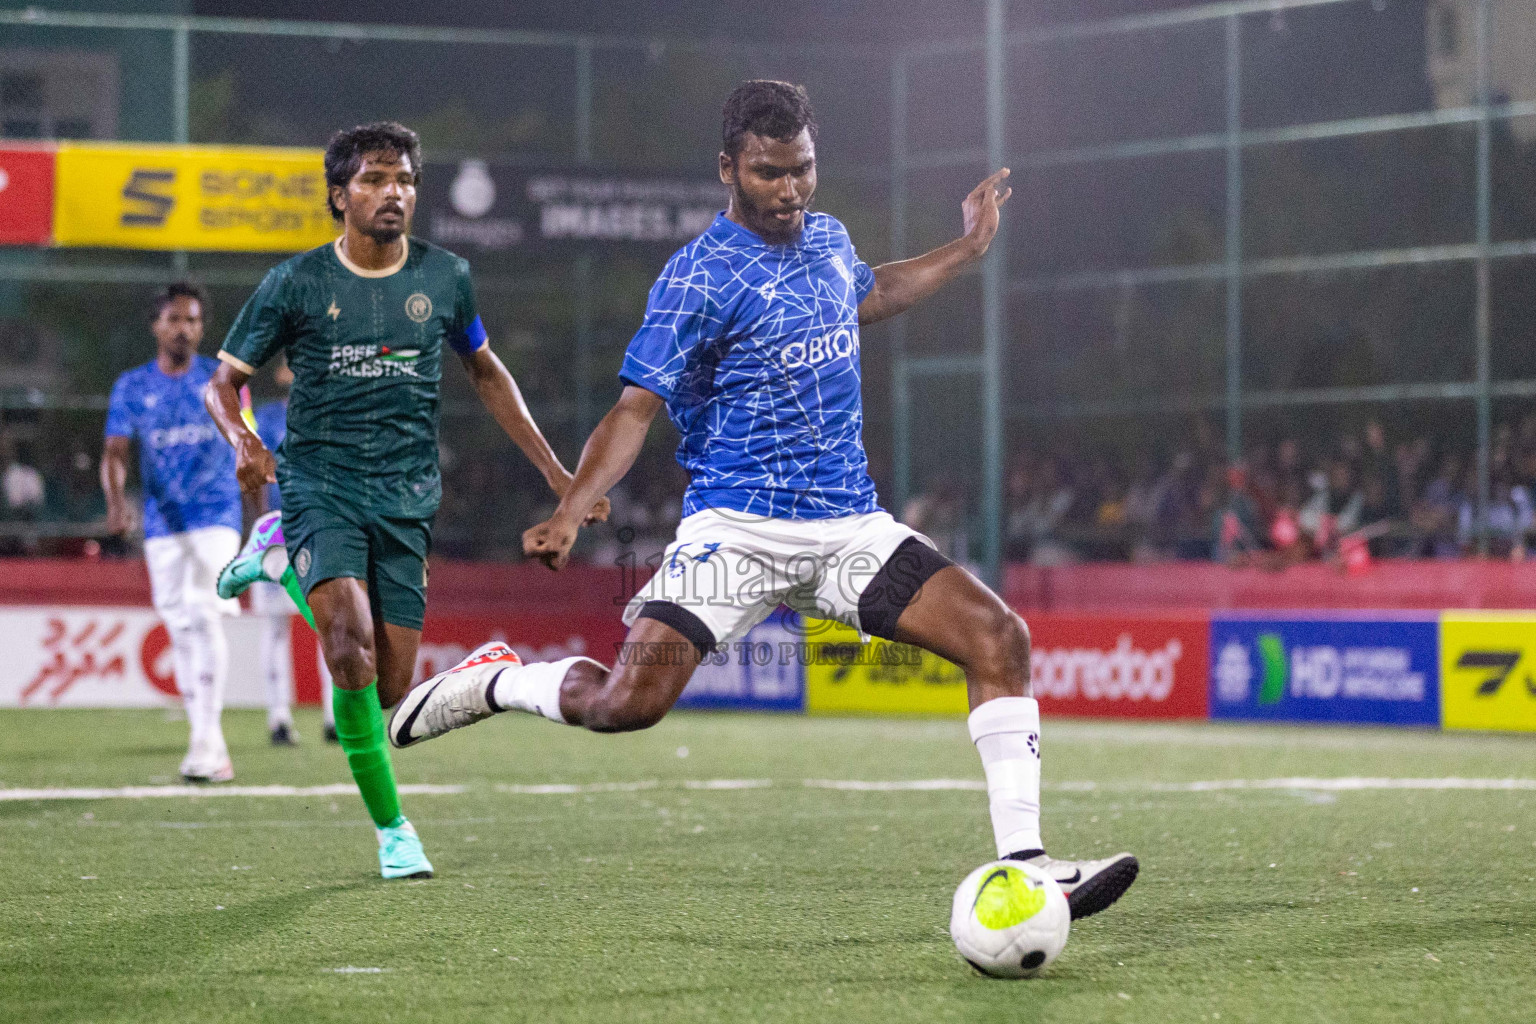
[181,751,234,784]
[1013,851,1139,920]
[389,642,523,749]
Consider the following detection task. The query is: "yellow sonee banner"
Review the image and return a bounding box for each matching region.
[802,618,969,716]
[54,142,334,251]
[1440,612,1536,733]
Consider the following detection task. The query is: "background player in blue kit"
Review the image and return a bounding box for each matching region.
[101,282,245,783]
[395,81,1138,920]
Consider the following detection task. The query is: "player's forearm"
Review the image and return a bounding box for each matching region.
[552,405,648,527]
[860,236,985,325]
[99,451,128,508]
[204,375,263,455]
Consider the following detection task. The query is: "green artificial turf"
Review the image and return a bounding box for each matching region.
[1,709,1532,1023]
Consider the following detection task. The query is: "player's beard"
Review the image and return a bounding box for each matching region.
[732,182,805,244]
[362,219,406,244]
[361,204,409,243]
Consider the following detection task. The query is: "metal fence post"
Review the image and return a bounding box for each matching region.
[981,0,1006,587]
[1224,13,1243,465]
[172,21,190,274]
[1474,0,1492,555]
[890,55,909,515]
[574,38,596,436]
[890,54,911,515]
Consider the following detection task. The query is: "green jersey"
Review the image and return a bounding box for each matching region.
[219,237,487,519]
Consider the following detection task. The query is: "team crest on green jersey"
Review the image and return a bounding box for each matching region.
[405,293,433,323]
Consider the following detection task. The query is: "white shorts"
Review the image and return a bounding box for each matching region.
[622,509,935,645]
[249,579,298,617]
[144,525,241,628]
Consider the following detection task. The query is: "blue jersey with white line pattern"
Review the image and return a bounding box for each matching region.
[620,212,879,520]
[253,398,287,511]
[104,355,243,539]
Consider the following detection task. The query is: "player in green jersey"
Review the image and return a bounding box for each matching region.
[205,122,607,879]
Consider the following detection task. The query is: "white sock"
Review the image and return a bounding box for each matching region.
[969,696,1043,858]
[260,544,289,581]
[193,614,229,757]
[166,622,206,756]
[319,644,334,727]
[491,657,601,724]
[261,614,293,730]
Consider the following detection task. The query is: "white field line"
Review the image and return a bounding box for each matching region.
[4,777,1535,802]
[0,783,465,802]
[682,778,773,790]
[1140,777,1536,792]
[494,781,661,795]
[803,778,985,792]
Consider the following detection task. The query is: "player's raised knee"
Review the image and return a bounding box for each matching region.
[321,618,375,686]
[965,606,1031,691]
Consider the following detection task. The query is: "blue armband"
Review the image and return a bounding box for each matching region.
[449,315,489,356]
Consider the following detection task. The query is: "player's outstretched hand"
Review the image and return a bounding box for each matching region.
[235,442,277,494]
[524,516,579,571]
[583,496,611,527]
[961,168,1012,257]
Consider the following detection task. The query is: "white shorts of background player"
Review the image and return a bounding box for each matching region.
[623,508,932,645]
[143,524,239,763]
[249,578,334,731]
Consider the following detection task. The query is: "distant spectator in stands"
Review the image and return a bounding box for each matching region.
[1395,436,1430,517]
[2,436,46,521]
[1362,420,1399,515]
[1016,458,1076,565]
[1122,456,1160,535]
[902,474,971,565]
[1146,451,1207,560]
[1003,459,1035,560]
[1210,464,1265,565]
[1275,437,1305,499]
[1411,454,1463,557]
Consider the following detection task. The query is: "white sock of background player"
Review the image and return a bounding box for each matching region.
[260,611,294,731]
[167,622,206,760]
[319,645,334,729]
[968,696,1044,858]
[190,612,230,760]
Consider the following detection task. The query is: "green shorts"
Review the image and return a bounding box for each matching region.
[282,502,433,631]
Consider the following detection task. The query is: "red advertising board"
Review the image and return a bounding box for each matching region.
[0,146,55,245]
[1025,612,1210,720]
[291,611,627,704]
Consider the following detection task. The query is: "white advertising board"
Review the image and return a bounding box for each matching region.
[0,606,274,709]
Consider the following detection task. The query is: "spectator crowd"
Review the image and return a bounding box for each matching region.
[10,415,1536,568]
[919,416,1536,568]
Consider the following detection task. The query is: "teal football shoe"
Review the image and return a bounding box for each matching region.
[218,510,285,600]
[377,820,434,880]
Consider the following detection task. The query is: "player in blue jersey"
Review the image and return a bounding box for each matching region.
[102,282,244,783]
[394,82,1138,919]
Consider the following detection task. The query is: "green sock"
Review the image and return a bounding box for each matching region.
[332,680,404,829]
[278,566,317,632]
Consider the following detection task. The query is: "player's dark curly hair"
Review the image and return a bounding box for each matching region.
[721,80,817,159]
[150,280,207,322]
[323,121,422,220]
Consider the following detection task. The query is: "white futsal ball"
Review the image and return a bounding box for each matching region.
[950,860,1070,978]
